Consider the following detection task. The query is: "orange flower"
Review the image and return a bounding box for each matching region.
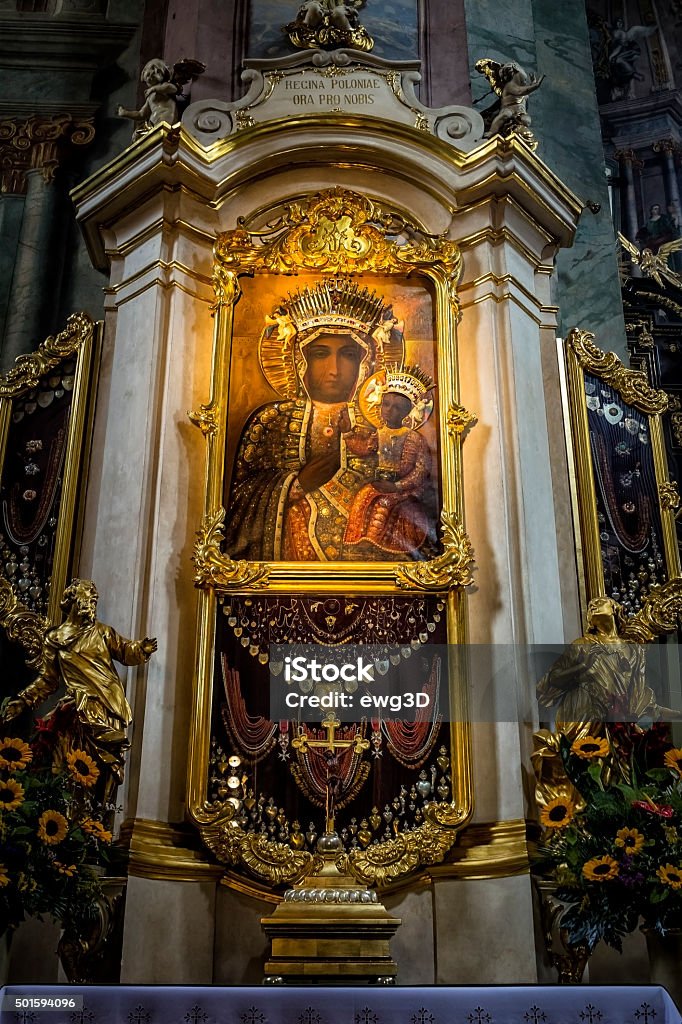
[615,827,645,855]
[53,861,77,877]
[583,856,619,881]
[540,797,576,829]
[657,864,682,890]
[0,737,32,771]
[571,736,610,759]
[66,749,99,788]
[37,810,68,845]
[0,778,24,811]
[81,818,112,843]
[663,748,682,776]
[0,864,9,887]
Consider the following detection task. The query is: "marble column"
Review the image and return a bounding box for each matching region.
[616,149,643,243]
[654,138,682,220]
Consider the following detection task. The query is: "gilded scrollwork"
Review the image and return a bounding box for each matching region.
[0,313,95,398]
[659,480,680,512]
[213,188,462,315]
[0,577,45,669]
[446,403,477,439]
[188,404,219,438]
[201,819,322,885]
[394,511,474,592]
[338,819,453,886]
[211,265,241,311]
[193,509,270,590]
[621,578,682,643]
[565,327,668,415]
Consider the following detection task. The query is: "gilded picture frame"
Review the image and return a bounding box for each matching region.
[561,327,681,622]
[187,187,475,892]
[0,313,101,628]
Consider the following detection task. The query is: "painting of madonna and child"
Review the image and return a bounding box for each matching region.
[223,276,442,563]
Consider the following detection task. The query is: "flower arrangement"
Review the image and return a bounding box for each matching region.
[0,703,113,937]
[535,724,682,951]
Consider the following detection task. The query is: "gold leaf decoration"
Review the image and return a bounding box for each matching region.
[394,511,474,591]
[565,328,668,415]
[339,820,453,886]
[621,578,682,643]
[659,480,680,512]
[193,508,270,590]
[0,578,45,669]
[0,313,94,398]
[188,404,219,438]
[446,403,477,438]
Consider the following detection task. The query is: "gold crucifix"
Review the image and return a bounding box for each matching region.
[292,715,369,833]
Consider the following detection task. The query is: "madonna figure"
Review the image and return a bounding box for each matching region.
[224,278,437,562]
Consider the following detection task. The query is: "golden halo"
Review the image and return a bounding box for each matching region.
[358,371,434,430]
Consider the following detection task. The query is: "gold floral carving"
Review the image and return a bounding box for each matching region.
[213,188,462,316]
[201,820,322,885]
[193,508,270,589]
[0,578,45,669]
[621,578,682,643]
[0,313,94,398]
[188,404,219,438]
[211,265,241,311]
[659,480,680,512]
[565,328,668,415]
[446,403,477,438]
[339,820,454,887]
[394,511,474,591]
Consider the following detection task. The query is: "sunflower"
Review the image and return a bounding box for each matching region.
[37,809,68,845]
[657,864,682,890]
[0,864,9,888]
[53,861,77,877]
[663,748,682,776]
[0,778,24,811]
[582,856,619,881]
[571,736,610,759]
[540,797,575,829]
[81,818,113,843]
[0,737,32,771]
[615,827,645,855]
[66,749,99,788]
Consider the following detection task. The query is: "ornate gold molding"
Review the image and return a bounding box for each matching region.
[0,115,95,195]
[660,480,680,512]
[0,312,95,398]
[192,509,271,589]
[621,578,682,643]
[213,188,462,317]
[394,511,474,591]
[118,818,224,882]
[565,327,668,415]
[201,821,323,887]
[0,577,45,669]
[446,402,477,439]
[188,403,219,438]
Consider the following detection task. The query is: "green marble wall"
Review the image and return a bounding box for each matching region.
[247,0,419,60]
[465,0,626,355]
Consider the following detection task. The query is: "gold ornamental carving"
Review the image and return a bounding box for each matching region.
[339,819,454,887]
[565,328,668,415]
[213,188,462,316]
[446,403,477,439]
[201,819,323,886]
[0,313,95,398]
[192,509,271,590]
[0,578,45,669]
[284,0,374,53]
[659,480,680,512]
[188,403,219,438]
[0,115,95,195]
[621,578,682,643]
[394,511,474,592]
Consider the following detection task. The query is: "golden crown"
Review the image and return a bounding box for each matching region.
[286,278,387,333]
[383,364,435,405]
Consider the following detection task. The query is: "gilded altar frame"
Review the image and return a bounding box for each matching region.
[561,327,681,622]
[0,313,101,627]
[188,187,475,890]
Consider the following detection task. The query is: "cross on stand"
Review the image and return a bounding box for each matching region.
[292,715,369,833]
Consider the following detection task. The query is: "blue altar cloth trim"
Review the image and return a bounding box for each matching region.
[1,985,680,1024]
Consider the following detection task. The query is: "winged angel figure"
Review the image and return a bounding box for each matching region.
[475,59,544,147]
[619,232,682,290]
[607,19,656,101]
[286,0,373,51]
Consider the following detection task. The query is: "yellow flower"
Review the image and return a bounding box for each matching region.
[540,797,576,829]
[81,818,113,843]
[0,778,24,811]
[53,861,77,877]
[657,864,682,890]
[583,856,619,881]
[37,809,68,845]
[571,736,610,759]
[615,827,645,855]
[664,748,682,776]
[0,737,32,771]
[0,864,9,887]
[66,749,100,788]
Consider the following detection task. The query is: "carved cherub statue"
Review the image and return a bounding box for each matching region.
[117,57,206,138]
[1,578,157,804]
[476,58,545,146]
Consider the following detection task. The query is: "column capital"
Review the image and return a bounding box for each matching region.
[615,148,644,170]
[0,113,95,195]
[653,137,681,157]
